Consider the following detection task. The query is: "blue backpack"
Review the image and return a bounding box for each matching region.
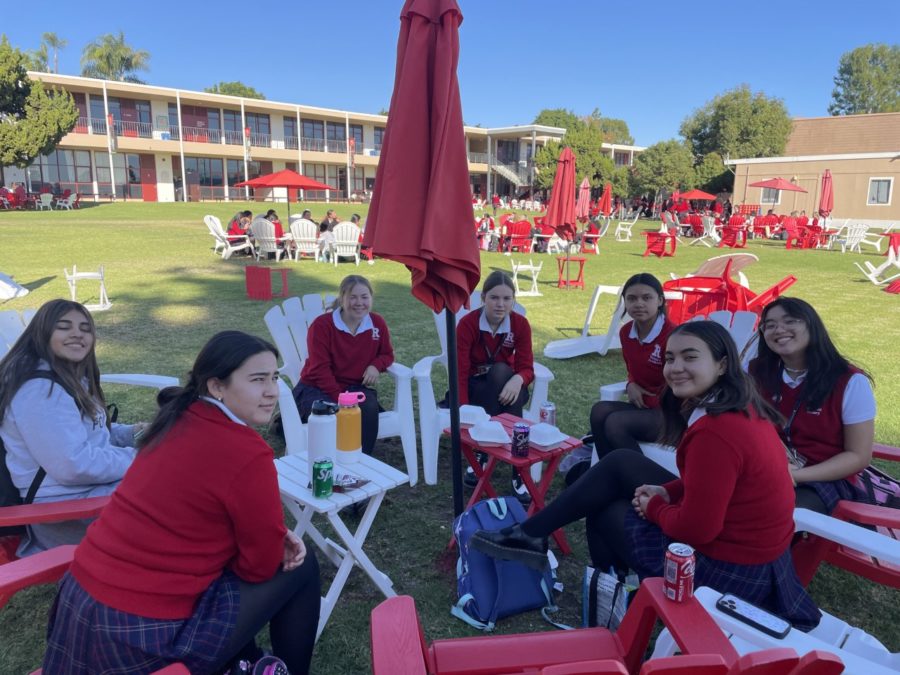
[452,497,557,631]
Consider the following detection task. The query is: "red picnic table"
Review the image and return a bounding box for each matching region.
[445,413,582,554]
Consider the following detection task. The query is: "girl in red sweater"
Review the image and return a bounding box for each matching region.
[472,321,820,630]
[42,331,321,674]
[293,275,394,455]
[571,274,674,484]
[750,297,876,514]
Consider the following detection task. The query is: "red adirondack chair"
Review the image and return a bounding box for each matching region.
[643,231,677,257]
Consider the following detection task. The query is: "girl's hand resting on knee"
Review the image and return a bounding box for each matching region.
[282,531,307,571]
[361,365,380,388]
[625,382,652,409]
[498,374,524,406]
[632,484,669,519]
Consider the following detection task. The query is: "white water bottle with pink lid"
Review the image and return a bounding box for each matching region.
[336,391,366,464]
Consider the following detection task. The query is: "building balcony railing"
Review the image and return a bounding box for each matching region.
[285,136,299,150]
[467,152,488,164]
[180,126,221,143]
[301,137,326,152]
[224,129,243,146]
[90,118,107,134]
[114,120,152,138]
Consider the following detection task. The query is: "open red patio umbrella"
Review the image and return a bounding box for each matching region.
[818,169,833,218]
[544,147,577,240]
[680,189,717,201]
[234,169,334,219]
[362,0,480,514]
[748,177,807,193]
[575,177,591,222]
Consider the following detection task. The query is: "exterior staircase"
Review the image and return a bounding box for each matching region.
[491,160,529,187]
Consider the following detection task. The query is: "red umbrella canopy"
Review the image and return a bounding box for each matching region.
[544,147,577,239]
[362,0,480,314]
[818,169,834,217]
[575,177,591,222]
[233,169,333,191]
[598,183,612,217]
[679,189,717,201]
[748,177,807,193]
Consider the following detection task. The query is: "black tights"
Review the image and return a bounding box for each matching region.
[589,401,663,461]
[522,449,676,572]
[468,362,530,417]
[214,551,321,675]
[795,486,829,514]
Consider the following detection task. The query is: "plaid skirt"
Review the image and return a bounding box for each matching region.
[43,571,240,675]
[804,478,861,514]
[625,510,821,631]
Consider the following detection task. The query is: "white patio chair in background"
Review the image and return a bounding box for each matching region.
[691,216,721,247]
[835,223,874,254]
[263,295,418,485]
[287,218,321,261]
[510,258,542,297]
[64,265,112,312]
[543,284,626,359]
[36,193,54,211]
[613,214,638,241]
[55,194,76,210]
[250,218,287,262]
[413,292,555,485]
[332,222,361,266]
[205,215,254,259]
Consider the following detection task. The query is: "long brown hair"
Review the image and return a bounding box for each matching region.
[0,299,106,425]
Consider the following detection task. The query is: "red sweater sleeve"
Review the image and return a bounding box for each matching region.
[646,428,742,545]
[512,314,535,387]
[456,312,479,405]
[304,316,342,401]
[370,314,395,372]
[225,451,287,582]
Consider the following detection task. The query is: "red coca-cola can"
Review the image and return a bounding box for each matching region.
[663,542,695,602]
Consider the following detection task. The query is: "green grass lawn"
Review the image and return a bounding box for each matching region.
[0,202,898,673]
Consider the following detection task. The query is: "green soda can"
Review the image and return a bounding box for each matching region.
[312,457,333,498]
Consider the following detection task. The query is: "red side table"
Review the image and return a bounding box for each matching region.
[556,256,586,289]
[245,266,289,300]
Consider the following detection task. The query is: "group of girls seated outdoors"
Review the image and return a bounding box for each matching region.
[0,267,882,670]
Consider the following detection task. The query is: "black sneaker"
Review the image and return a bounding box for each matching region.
[464,451,488,488]
[512,471,531,505]
[469,524,549,570]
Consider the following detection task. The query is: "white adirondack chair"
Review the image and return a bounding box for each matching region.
[691,216,721,247]
[854,248,900,285]
[614,215,638,242]
[263,296,419,485]
[543,285,626,359]
[331,222,361,266]
[510,258,542,297]
[596,310,761,475]
[288,218,321,261]
[835,224,875,254]
[250,218,287,262]
[206,216,254,259]
[55,194,76,210]
[64,265,112,312]
[413,292,555,485]
[36,193,54,211]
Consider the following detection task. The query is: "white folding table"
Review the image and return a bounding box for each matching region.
[275,453,409,639]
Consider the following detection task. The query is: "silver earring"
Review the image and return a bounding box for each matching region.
[217,396,224,403]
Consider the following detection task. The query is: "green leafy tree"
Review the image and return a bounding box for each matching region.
[693,152,732,193]
[42,32,67,73]
[204,81,266,99]
[81,31,150,83]
[829,44,900,115]
[584,108,634,144]
[630,140,695,197]
[0,37,78,168]
[25,43,48,71]
[680,85,792,159]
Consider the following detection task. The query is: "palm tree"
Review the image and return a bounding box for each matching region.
[41,32,68,74]
[80,32,150,83]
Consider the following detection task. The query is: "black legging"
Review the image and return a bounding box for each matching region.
[589,401,663,461]
[295,383,380,455]
[795,486,828,514]
[522,449,676,572]
[214,550,321,674]
[468,362,530,417]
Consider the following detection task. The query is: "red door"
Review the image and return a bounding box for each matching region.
[139,154,157,202]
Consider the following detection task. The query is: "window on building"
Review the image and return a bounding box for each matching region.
[226,159,244,187]
[94,152,139,198]
[351,167,365,193]
[868,178,892,205]
[207,109,220,134]
[28,150,94,193]
[246,112,270,137]
[761,188,781,204]
[135,101,151,124]
[223,109,242,144]
[301,119,324,139]
[374,126,385,149]
[326,122,346,141]
[349,124,363,148]
[284,118,297,139]
[303,163,328,199]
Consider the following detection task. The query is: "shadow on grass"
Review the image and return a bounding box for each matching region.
[23,276,55,292]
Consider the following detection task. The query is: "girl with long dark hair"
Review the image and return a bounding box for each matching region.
[472,322,820,630]
[42,331,320,674]
[749,297,875,514]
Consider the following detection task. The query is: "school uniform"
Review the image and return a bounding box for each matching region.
[619,315,675,409]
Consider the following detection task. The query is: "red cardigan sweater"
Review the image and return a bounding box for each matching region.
[300,311,394,402]
[619,317,675,408]
[456,309,535,406]
[71,402,287,619]
[645,410,795,565]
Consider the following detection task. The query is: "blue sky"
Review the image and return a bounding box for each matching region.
[5,0,898,147]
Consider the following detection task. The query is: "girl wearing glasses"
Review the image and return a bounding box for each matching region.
[749,297,875,514]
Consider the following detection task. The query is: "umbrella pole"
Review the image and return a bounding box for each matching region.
[445,310,464,516]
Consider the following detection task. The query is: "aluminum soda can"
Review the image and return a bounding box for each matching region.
[663,542,695,602]
[312,457,334,498]
[511,422,531,458]
[539,402,557,427]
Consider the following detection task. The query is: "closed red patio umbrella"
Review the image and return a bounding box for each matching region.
[543,147,577,240]
[598,182,612,217]
[575,177,591,222]
[362,0,480,514]
[234,169,334,219]
[818,169,834,218]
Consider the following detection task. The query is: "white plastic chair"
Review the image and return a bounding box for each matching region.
[55,194,76,210]
[64,265,112,312]
[543,285,626,360]
[613,215,637,242]
[36,193,53,211]
[412,292,555,485]
[691,216,721,247]
[510,259,542,297]
[263,296,419,485]
[331,222,361,266]
[854,248,900,285]
[835,224,876,254]
[250,218,287,262]
[288,218,321,261]
[206,216,254,259]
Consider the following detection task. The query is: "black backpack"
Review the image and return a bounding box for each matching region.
[0,371,70,537]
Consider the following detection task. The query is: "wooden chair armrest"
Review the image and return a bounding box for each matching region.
[0,544,76,608]
[370,595,429,674]
[0,496,110,528]
[830,500,900,530]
